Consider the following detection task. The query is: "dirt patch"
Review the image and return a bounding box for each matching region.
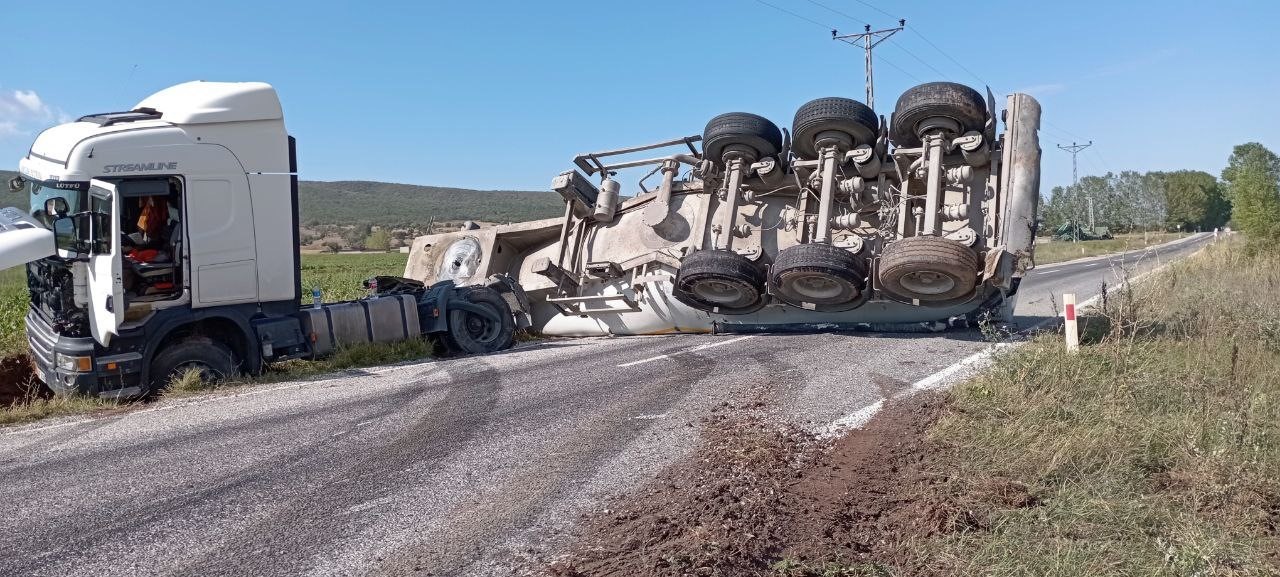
[0,354,48,407]
[548,393,1038,577]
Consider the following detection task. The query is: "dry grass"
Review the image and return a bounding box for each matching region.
[921,238,1280,575]
[1034,232,1190,265]
[0,395,121,426]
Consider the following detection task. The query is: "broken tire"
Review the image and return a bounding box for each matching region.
[878,236,979,302]
[674,250,766,314]
[890,82,987,148]
[791,97,878,159]
[702,112,783,165]
[769,243,868,311]
[444,286,515,355]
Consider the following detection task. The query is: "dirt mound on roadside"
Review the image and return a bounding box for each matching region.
[0,354,47,407]
[548,393,1038,577]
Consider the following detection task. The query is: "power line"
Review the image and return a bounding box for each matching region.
[845,0,899,20]
[749,0,831,30]
[805,0,949,81]
[1059,141,1096,232]
[833,21,906,109]
[747,0,923,96]
[801,0,869,26]
[1058,141,1094,186]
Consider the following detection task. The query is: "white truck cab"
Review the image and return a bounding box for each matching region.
[6,81,520,398]
[12,81,306,396]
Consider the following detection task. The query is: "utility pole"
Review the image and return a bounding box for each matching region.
[1058,141,1094,236]
[833,19,905,110]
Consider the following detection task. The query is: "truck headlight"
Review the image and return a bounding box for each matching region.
[439,237,483,283]
[55,353,92,373]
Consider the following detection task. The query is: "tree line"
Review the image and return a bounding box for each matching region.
[1040,170,1230,234]
[1040,142,1280,243]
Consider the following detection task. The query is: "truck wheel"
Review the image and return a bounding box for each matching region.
[769,243,867,311]
[890,82,986,148]
[879,236,979,302]
[791,97,878,159]
[443,286,515,355]
[673,250,767,314]
[702,112,782,165]
[149,337,236,394]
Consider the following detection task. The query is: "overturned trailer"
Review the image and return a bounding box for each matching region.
[405,82,1042,336]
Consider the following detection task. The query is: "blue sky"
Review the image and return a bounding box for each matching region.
[2,0,1277,195]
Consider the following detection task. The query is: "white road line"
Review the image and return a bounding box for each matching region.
[615,335,756,367]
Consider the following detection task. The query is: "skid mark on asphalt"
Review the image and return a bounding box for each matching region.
[174,362,504,575]
[0,382,436,577]
[379,351,720,575]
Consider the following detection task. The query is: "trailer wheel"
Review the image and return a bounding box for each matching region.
[879,236,979,302]
[791,97,878,159]
[443,286,515,355]
[890,82,987,148]
[769,243,868,311]
[148,337,236,394]
[673,249,766,314]
[702,112,783,165]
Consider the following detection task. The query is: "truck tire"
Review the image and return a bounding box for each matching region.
[702,112,782,165]
[148,337,236,394]
[443,286,515,355]
[769,243,868,311]
[890,82,986,148]
[879,236,979,302]
[791,97,878,159]
[673,249,766,314]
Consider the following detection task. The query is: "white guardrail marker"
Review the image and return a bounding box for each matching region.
[1063,292,1079,352]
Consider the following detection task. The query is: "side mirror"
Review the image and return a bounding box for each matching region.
[45,197,69,219]
[7,176,23,193]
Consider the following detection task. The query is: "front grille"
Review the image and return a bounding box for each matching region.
[25,309,56,371]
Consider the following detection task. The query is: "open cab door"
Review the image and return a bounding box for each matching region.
[0,206,55,271]
[87,179,124,346]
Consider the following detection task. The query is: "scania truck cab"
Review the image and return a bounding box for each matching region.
[5,81,520,398]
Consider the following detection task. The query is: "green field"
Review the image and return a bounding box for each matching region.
[299,252,410,302]
[0,268,26,357]
[0,252,410,359]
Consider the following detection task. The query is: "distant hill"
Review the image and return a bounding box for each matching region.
[0,170,564,227]
[297,180,563,227]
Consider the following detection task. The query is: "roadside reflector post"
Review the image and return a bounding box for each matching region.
[1063,292,1079,352]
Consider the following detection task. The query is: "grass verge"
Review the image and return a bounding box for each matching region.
[159,337,436,397]
[0,338,435,424]
[0,395,122,427]
[1034,231,1189,265]
[922,239,1279,575]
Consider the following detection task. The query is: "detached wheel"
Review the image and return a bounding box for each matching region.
[890,82,987,148]
[149,337,236,394]
[791,97,878,159]
[879,236,979,302]
[702,112,782,165]
[444,286,516,355]
[673,250,766,314]
[769,243,868,311]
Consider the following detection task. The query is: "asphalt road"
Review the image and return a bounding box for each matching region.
[0,233,1213,577]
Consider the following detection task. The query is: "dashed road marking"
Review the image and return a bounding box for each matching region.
[616,335,756,367]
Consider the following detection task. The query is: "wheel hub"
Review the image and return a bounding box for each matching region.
[787,272,846,301]
[691,279,749,305]
[899,270,956,295]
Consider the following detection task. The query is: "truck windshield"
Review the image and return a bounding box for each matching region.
[27,179,89,251]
